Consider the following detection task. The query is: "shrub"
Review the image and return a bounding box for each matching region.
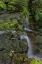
[31,58,42,64]
[0,1,6,9]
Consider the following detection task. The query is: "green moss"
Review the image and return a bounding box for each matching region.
[30,58,42,64]
[10,23,14,28]
[16,56,23,64]
[23,32,27,35]
[14,53,27,64]
[0,1,6,10]
[7,5,15,10]
[9,52,13,58]
[24,41,27,45]
[18,24,23,31]
[0,19,23,31]
[3,46,7,49]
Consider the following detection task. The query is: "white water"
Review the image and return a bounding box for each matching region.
[25,15,29,28]
[24,15,34,58]
[20,35,42,61]
[21,15,42,61]
[20,35,34,58]
[24,15,33,32]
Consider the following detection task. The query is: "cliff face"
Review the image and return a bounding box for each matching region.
[0,12,28,64]
[0,0,42,64]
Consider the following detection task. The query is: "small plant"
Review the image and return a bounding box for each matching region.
[31,58,42,64]
[9,52,13,58]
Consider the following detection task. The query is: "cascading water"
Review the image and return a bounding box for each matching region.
[21,15,34,58]
[24,15,33,32]
[20,35,34,58]
[20,35,42,60]
[25,15,29,28]
[21,15,42,60]
[24,15,34,58]
[21,15,33,58]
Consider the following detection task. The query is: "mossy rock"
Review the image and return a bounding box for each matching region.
[30,58,42,64]
[12,43,22,53]
[14,53,28,64]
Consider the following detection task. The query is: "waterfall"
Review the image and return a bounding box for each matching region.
[20,35,34,58]
[24,15,33,32]
[25,15,29,28]
[20,35,42,61]
[20,15,42,60]
[23,15,34,58]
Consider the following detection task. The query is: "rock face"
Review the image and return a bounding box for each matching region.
[0,12,25,31]
[0,31,28,64]
[0,12,28,64]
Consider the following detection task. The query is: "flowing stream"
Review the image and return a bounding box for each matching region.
[24,15,33,32]
[24,15,34,58]
[0,14,42,61]
[21,15,34,58]
[21,15,42,61]
[20,34,42,61]
[20,35,34,58]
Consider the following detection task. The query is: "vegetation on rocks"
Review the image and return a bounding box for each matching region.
[30,58,42,64]
[0,13,25,30]
[0,0,42,64]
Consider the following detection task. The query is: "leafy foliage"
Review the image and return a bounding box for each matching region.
[35,10,42,21]
[0,0,29,17]
[31,58,42,64]
[9,52,13,58]
[28,0,42,21]
[0,1,6,9]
